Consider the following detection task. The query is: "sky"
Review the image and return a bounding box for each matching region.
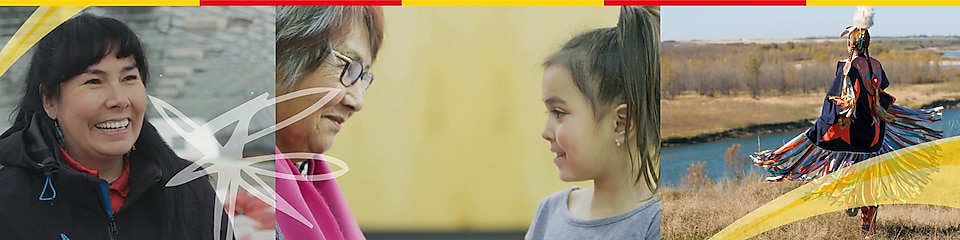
[663,7,960,42]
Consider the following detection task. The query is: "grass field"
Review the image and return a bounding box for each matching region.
[662,173,960,240]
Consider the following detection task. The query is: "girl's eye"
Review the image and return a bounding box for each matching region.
[550,109,566,119]
[83,79,102,85]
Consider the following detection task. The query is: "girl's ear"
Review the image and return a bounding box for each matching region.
[613,104,633,140]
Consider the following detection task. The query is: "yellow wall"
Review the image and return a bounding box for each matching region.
[325,7,622,231]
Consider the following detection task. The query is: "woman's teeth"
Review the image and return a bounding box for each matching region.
[96,119,129,130]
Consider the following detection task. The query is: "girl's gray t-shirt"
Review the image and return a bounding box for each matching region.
[525,187,661,240]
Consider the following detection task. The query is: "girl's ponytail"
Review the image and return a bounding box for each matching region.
[618,6,660,193]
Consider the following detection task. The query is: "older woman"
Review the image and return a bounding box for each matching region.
[275,6,384,240]
[0,14,223,239]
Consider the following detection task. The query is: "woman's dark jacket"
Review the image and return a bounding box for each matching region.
[0,115,230,239]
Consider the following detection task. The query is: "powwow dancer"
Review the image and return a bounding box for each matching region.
[752,6,943,238]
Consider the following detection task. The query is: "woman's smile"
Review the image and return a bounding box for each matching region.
[94,118,130,132]
[321,114,346,132]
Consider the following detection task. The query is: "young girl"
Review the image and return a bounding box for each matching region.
[526,6,661,240]
[752,7,942,238]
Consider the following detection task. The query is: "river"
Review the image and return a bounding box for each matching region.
[662,108,960,187]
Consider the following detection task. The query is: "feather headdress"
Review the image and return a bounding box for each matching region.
[840,6,875,37]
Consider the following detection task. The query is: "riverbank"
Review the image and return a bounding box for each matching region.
[662,81,960,147]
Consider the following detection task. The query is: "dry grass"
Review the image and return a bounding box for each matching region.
[662,93,825,139]
[661,82,960,139]
[662,173,960,239]
[876,205,960,239]
[884,81,960,109]
[680,161,709,188]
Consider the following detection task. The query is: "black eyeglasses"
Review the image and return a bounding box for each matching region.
[330,48,374,91]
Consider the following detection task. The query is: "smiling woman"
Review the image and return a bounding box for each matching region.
[274,6,384,240]
[43,50,146,181]
[0,13,227,239]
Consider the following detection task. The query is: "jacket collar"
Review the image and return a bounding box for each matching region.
[0,114,58,172]
[0,113,163,213]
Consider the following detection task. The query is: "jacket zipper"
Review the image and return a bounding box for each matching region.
[108,219,119,240]
[97,180,120,240]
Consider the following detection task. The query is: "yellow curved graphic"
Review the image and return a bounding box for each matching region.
[712,135,959,239]
[0,7,86,77]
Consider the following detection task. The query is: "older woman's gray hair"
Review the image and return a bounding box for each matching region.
[276,6,385,94]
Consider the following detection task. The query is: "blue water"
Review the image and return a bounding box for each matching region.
[942,51,960,69]
[662,109,960,187]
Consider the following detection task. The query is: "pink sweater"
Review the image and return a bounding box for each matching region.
[275,148,365,240]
